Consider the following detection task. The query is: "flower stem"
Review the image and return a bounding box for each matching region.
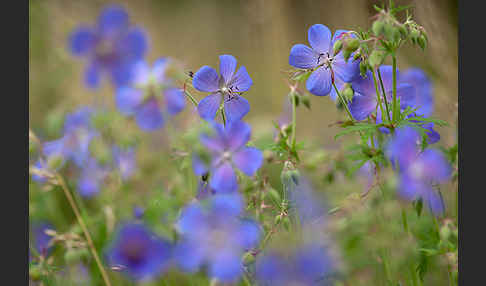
[183,89,198,108]
[220,108,226,127]
[372,68,387,124]
[392,55,398,122]
[332,82,354,121]
[377,68,393,124]
[55,174,112,286]
[290,93,297,150]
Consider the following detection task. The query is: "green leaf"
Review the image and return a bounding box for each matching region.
[334,123,378,140]
[406,116,448,126]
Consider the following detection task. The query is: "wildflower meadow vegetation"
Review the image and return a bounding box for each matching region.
[29,1,458,285]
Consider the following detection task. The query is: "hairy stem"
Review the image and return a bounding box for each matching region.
[392,55,398,122]
[377,68,393,124]
[290,93,297,150]
[332,82,354,121]
[372,68,387,124]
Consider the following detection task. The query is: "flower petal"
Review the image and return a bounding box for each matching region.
[97,4,129,37]
[152,58,169,84]
[69,27,96,56]
[132,61,151,86]
[198,93,222,121]
[225,121,251,151]
[135,98,164,131]
[84,63,101,89]
[307,24,332,54]
[396,83,416,109]
[423,122,440,144]
[332,52,360,82]
[219,55,237,85]
[118,27,148,60]
[230,66,253,92]
[209,162,238,193]
[165,88,185,115]
[193,66,219,92]
[237,219,261,249]
[329,77,345,101]
[224,96,250,123]
[116,87,144,115]
[425,190,445,216]
[209,253,243,282]
[233,147,263,176]
[192,154,209,176]
[351,70,375,96]
[401,68,433,117]
[349,95,376,120]
[289,44,318,69]
[306,68,332,96]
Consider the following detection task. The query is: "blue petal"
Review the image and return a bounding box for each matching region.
[31,160,48,183]
[423,123,440,144]
[219,55,237,85]
[152,58,169,84]
[84,63,101,89]
[193,66,219,92]
[329,77,345,101]
[401,68,433,116]
[192,154,209,176]
[351,70,375,96]
[209,253,243,282]
[110,62,134,87]
[135,98,164,131]
[69,27,96,56]
[376,65,398,93]
[226,121,251,152]
[425,190,445,216]
[349,95,376,120]
[419,149,451,183]
[209,162,238,193]
[198,93,222,121]
[238,219,261,249]
[396,83,416,109]
[230,66,253,92]
[332,52,360,82]
[116,87,143,115]
[118,27,148,60]
[78,175,100,198]
[177,203,206,233]
[174,240,205,273]
[306,68,332,96]
[332,29,353,43]
[289,44,318,69]
[224,96,250,123]
[200,134,225,154]
[132,61,151,86]
[97,4,129,37]
[233,147,263,176]
[307,24,332,54]
[210,193,243,217]
[165,88,185,115]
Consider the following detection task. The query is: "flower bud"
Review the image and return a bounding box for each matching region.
[359,60,368,76]
[332,39,343,56]
[369,50,385,67]
[242,251,256,265]
[342,84,354,101]
[29,265,42,281]
[342,49,352,61]
[345,38,360,53]
[372,20,385,36]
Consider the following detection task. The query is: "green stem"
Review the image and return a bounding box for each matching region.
[220,107,226,127]
[332,82,354,121]
[372,68,386,124]
[377,68,393,124]
[183,89,199,107]
[290,93,297,150]
[392,55,398,122]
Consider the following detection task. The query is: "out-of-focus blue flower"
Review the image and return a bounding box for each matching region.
[115,59,185,131]
[42,107,98,168]
[174,194,261,283]
[192,121,263,193]
[400,68,433,117]
[133,206,144,219]
[193,55,253,122]
[386,127,451,215]
[77,158,110,198]
[30,222,55,259]
[289,25,360,96]
[256,244,334,286]
[105,222,172,281]
[348,65,415,121]
[112,146,137,180]
[195,179,216,200]
[288,176,327,228]
[31,160,49,183]
[69,4,148,89]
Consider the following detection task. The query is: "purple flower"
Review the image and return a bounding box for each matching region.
[193,55,253,122]
[174,194,261,282]
[400,68,433,117]
[193,120,263,193]
[115,59,185,131]
[112,146,137,180]
[289,25,360,96]
[256,244,334,286]
[348,65,415,121]
[77,158,110,198]
[105,222,172,281]
[133,206,144,219]
[288,176,327,227]
[30,222,55,259]
[386,127,451,215]
[69,4,148,88]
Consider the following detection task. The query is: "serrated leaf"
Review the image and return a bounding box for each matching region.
[334,123,378,140]
[406,116,448,126]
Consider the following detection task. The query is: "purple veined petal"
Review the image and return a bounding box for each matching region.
[232,147,263,176]
[84,62,101,89]
[97,4,129,38]
[225,121,251,152]
[115,87,144,115]
[332,52,360,82]
[306,67,332,96]
[193,66,219,92]
[237,219,261,249]
[135,98,164,131]
[396,83,415,109]
[209,162,238,193]
[289,44,319,70]
[152,58,169,84]
[424,189,445,216]
[192,154,209,176]
[224,96,250,123]
[229,66,253,92]
[401,68,433,117]
[118,27,148,60]
[329,77,345,101]
[350,70,374,96]
[198,93,222,121]
[349,94,377,121]
[132,61,151,86]
[165,88,186,115]
[307,24,332,54]
[209,252,243,282]
[219,55,237,85]
[69,26,97,56]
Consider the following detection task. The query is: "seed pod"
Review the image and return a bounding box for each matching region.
[332,39,343,56]
[342,85,354,101]
[369,50,385,67]
[359,60,368,76]
[342,49,352,61]
[345,38,360,53]
[372,20,385,36]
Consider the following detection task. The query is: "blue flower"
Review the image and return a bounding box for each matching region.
[77,157,110,198]
[348,65,415,121]
[174,194,261,282]
[400,68,433,117]
[386,127,451,215]
[193,55,253,122]
[112,146,137,180]
[192,120,263,193]
[115,59,185,131]
[69,4,148,89]
[30,221,55,259]
[42,107,98,168]
[256,244,334,286]
[133,206,144,219]
[289,25,360,96]
[105,222,172,281]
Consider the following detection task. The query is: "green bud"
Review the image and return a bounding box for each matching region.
[440,226,451,241]
[282,216,291,231]
[384,24,400,42]
[359,60,368,76]
[29,265,43,281]
[342,85,354,101]
[267,187,281,202]
[289,169,300,185]
[332,40,343,56]
[242,252,255,265]
[372,20,385,36]
[398,25,408,38]
[301,95,311,110]
[274,214,282,225]
[345,38,360,53]
[417,35,427,50]
[410,28,420,39]
[342,49,352,61]
[352,51,361,61]
[369,50,385,67]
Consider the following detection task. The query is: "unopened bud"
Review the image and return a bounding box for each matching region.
[372,20,385,36]
[242,252,256,265]
[332,40,343,56]
[345,38,360,52]
[369,50,386,67]
[359,60,368,76]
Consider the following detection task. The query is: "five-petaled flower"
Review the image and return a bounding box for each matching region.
[69,4,148,89]
[289,24,360,97]
[193,55,253,122]
[174,194,261,283]
[192,120,263,193]
[116,59,185,131]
